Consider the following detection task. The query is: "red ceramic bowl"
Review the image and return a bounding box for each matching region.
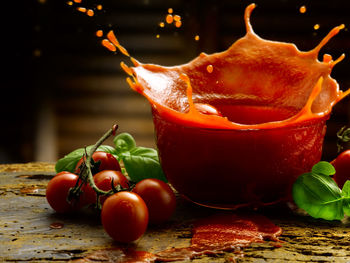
[152,107,328,209]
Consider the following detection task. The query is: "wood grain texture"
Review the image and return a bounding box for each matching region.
[0,163,350,262]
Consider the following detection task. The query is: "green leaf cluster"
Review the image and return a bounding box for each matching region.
[292,161,350,221]
[55,133,167,183]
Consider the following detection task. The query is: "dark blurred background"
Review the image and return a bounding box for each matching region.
[2,0,350,164]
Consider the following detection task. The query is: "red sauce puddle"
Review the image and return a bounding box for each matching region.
[74,213,282,262]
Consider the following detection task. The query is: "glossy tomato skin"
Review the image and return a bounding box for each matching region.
[55,171,71,176]
[101,191,148,243]
[78,183,96,207]
[133,179,176,224]
[46,172,80,213]
[75,151,121,174]
[331,150,350,189]
[92,170,129,205]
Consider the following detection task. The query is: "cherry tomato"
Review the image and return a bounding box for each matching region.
[133,179,176,224]
[101,191,148,243]
[75,151,121,174]
[46,172,80,213]
[84,170,129,205]
[331,150,350,189]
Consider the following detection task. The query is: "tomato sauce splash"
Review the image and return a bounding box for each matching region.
[123,4,348,130]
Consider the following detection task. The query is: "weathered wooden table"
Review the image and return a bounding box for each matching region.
[1,163,350,262]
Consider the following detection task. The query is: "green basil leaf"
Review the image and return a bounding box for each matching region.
[114,132,137,155]
[342,180,350,197]
[292,172,344,220]
[342,181,350,216]
[343,199,350,217]
[128,147,159,161]
[311,161,336,176]
[123,147,167,183]
[55,145,117,173]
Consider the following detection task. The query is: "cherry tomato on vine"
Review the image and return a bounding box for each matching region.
[133,179,176,224]
[101,191,148,243]
[331,150,350,189]
[46,172,81,213]
[75,151,121,174]
[83,170,129,205]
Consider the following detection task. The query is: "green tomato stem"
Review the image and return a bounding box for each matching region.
[71,124,119,208]
[85,125,118,195]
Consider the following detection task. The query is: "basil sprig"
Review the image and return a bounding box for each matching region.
[113,133,167,183]
[55,132,167,183]
[292,161,350,221]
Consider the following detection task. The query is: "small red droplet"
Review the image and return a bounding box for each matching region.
[50,222,64,229]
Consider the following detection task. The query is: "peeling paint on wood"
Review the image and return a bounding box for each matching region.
[0,163,350,262]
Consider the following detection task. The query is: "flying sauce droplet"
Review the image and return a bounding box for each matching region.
[97,4,102,10]
[159,22,165,28]
[77,7,86,13]
[174,15,181,22]
[168,8,173,14]
[194,35,200,41]
[299,5,306,14]
[175,20,182,28]
[166,14,174,24]
[314,24,320,30]
[96,30,103,37]
[86,9,94,17]
[102,39,117,52]
[206,65,213,73]
[67,1,73,6]
[156,34,160,38]
[73,0,82,3]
